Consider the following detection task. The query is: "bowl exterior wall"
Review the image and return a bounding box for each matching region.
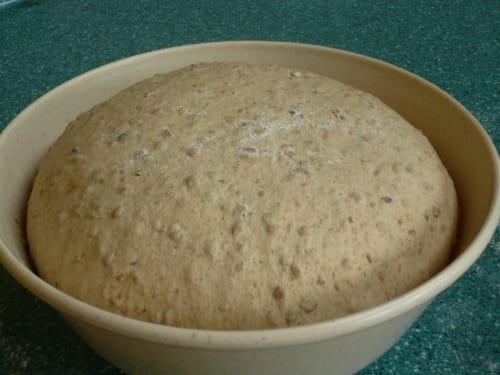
[64,303,427,375]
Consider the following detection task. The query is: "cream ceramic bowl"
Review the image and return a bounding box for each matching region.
[0,41,498,375]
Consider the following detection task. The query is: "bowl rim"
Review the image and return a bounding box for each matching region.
[1,40,499,350]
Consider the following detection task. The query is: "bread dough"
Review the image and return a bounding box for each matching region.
[27,63,458,329]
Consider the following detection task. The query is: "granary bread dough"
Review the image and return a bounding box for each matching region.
[27,63,458,330]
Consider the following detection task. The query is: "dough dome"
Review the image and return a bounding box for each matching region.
[27,63,458,330]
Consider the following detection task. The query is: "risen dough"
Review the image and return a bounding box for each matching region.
[27,63,458,329]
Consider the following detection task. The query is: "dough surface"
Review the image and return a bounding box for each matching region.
[27,63,458,330]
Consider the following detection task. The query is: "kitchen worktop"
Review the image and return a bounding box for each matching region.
[1,1,498,373]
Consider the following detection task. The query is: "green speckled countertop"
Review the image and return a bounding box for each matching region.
[0,0,499,373]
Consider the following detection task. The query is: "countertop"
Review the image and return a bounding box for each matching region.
[1,0,499,373]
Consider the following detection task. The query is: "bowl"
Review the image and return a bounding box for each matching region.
[0,41,498,375]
